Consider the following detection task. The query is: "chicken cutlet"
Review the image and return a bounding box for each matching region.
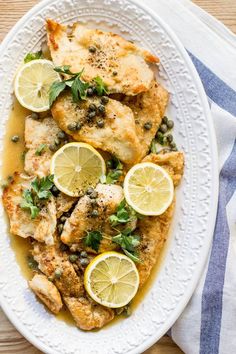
[33,242,114,329]
[51,92,143,164]
[2,173,56,245]
[61,184,135,253]
[137,152,184,286]
[121,79,169,159]
[24,116,62,178]
[46,19,158,96]
[29,274,63,314]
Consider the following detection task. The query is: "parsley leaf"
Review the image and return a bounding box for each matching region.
[112,230,141,263]
[20,189,40,219]
[93,76,108,96]
[109,199,137,226]
[105,157,123,184]
[49,81,66,107]
[71,75,89,102]
[54,65,75,75]
[84,231,103,252]
[24,51,43,63]
[35,144,47,156]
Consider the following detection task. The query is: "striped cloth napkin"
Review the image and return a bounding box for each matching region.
[137,0,236,353]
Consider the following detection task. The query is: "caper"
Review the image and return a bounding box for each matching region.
[112,71,118,76]
[107,160,113,168]
[88,46,96,53]
[60,216,67,223]
[88,103,97,112]
[51,185,60,197]
[64,211,71,218]
[96,119,104,128]
[167,120,174,129]
[167,134,173,142]
[67,122,77,131]
[91,209,99,217]
[69,254,78,263]
[162,116,168,124]
[101,96,109,105]
[59,243,68,252]
[86,187,94,195]
[143,122,152,131]
[159,124,168,134]
[92,86,97,94]
[98,105,105,115]
[87,87,94,96]
[163,136,168,145]
[80,258,89,266]
[49,144,57,152]
[57,131,66,140]
[156,132,164,143]
[170,141,176,149]
[80,251,88,258]
[54,137,60,146]
[11,135,19,143]
[48,276,54,282]
[88,111,96,119]
[54,269,62,279]
[90,198,97,206]
[90,190,98,199]
[57,223,64,234]
[76,121,83,130]
[31,112,39,120]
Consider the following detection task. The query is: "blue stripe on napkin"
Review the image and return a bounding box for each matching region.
[200,139,236,354]
[188,52,236,117]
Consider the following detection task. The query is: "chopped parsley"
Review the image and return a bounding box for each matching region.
[113,229,141,263]
[84,230,103,252]
[109,199,139,226]
[35,144,47,156]
[105,157,123,184]
[20,175,54,219]
[24,51,43,63]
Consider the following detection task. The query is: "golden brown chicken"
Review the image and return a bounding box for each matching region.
[46,19,158,96]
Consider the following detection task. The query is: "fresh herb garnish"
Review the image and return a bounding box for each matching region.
[35,144,47,156]
[109,199,140,226]
[84,230,103,252]
[113,229,141,263]
[93,76,108,96]
[24,51,43,63]
[20,175,54,219]
[105,157,123,184]
[49,67,89,107]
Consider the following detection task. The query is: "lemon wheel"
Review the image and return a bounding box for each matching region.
[123,162,174,216]
[84,251,139,308]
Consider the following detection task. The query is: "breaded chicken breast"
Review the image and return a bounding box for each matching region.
[24,116,62,178]
[29,274,63,314]
[2,173,56,245]
[137,152,184,286]
[46,19,158,96]
[51,92,143,164]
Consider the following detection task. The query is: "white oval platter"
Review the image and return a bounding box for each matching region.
[0,0,218,353]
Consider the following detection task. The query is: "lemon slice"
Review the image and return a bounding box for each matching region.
[84,251,139,308]
[50,142,106,197]
[123,162,174,216]
[14,59,60,112]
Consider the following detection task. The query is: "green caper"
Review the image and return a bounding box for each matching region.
[80,251,88,258]
[167,134,173,142]
[54,138,60,146]
[91,209,99,217]
[88,103,97,112]
[51,185,60,197]
[112,71,118,76]
[69,254,78,263]
[57,223,64,234]
[49,144,57,152]
[48,276,54,282]
[167,120,174,129]
[86,187,94,195]
[31,112,39,120]
[88,111,96,119]
[90,198,97,206]
[57,131,66,140]
[80,258,89,266]
[54,269,62,279]
[162,116,168,124]
[11,135,20,143]
[76,121,83,130]
[156,132,164,143]
[96,119,104,128]
[88,46,96,53]
[67,122,77,131]
[60,215,67,223]
[87,87,94,96]
[170,141,176,149]
[143,122,152,130]
[98,105,105,115]
[90,190,98,199]
[101,96,109,105]
[163,136,168,145]
[159,124,168,134]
